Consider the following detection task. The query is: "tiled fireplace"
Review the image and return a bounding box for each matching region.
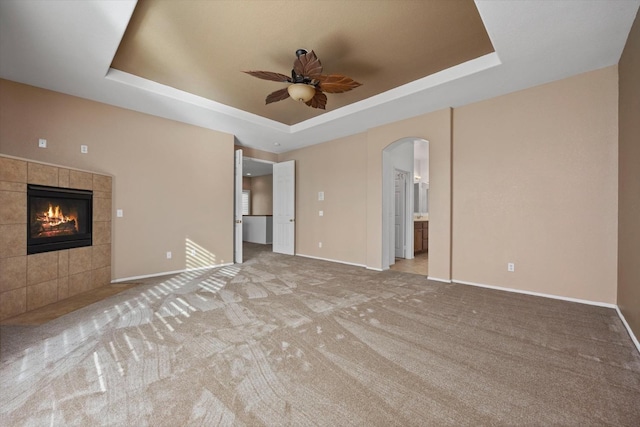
[0,155,112,320]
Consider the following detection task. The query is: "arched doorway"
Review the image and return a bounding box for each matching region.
[382,137,429,274]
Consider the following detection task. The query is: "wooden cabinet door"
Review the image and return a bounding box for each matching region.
[422,222,428,252]
[414,223,423,253]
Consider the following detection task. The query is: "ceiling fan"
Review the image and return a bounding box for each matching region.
[243,49,362,109]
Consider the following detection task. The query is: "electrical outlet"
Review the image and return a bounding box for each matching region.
[116,209,123,217]
[508,263,515,272]
[166,251,172,259]
[319,210,323,217]
[38,138,47,148]
[80,145,88,154]
[318,242,322,248]
[318,191,324,201]
[190,248,196,256]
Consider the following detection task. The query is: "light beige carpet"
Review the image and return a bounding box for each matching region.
[1,243,639,426]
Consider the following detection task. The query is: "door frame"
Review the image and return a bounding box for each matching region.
[234,149,243,263]
[393,169,410,259]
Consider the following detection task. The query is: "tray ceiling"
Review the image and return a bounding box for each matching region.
[111,0,494,126]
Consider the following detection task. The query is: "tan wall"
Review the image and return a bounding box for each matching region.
[618,13,640,337]
[280,68,618,305]
[279,134,368,265]
[250,175,273,215]
[279,109,452,274]
[0,62,624,308]
[235,145,278,163]
[452,66,619,304]
[242,177,251,191]
[0,79,234,281]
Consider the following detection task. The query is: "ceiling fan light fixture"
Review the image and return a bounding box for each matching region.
[287,83,315,103]
[245,50,359,109]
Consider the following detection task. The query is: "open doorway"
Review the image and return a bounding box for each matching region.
[383,138,429,276]
[241,157,274,256]
[242,157,274,216]
[235,155,296,261]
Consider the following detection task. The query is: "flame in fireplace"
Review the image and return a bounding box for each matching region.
[44,204,73,225]
[34,204,79,235]
[47,205,65,222]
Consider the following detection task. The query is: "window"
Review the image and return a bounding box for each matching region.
[242,190,250,215]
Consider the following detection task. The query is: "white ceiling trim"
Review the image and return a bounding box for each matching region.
[105,68,291,133]
[290,52,502,134]
[106,51,501,136]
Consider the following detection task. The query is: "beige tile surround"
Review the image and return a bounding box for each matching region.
[0,155,112,320]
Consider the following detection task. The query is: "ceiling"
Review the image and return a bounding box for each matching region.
[243,158,274,178]
[111,0,494,126]
[1,1,638,154]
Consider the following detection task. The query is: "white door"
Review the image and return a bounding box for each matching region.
[273,160,295,255]
[234,149,243,263]
[394,170,407,258]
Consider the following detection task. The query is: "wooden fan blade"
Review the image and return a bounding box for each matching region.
[317,74,362,93]
[293,50,323,79]
[265,88,290,105]
[243,70,291,82]
[305,89,327,110]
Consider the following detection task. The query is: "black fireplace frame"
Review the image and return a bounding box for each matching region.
[27,184,93,254]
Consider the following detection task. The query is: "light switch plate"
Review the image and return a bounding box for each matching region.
[116,209,123,217]
[318,191,324,201]
[80,145,88,154]
[38,139,47,148]
[319,210,323,217]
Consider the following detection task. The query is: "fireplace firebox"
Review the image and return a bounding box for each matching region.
[27,185,93,254]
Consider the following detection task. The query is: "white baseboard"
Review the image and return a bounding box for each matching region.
[296,253,366,269]
[452,279,617,308]
[111,262,233,283]
[366,267,384,272]
[453,279,639,354]
[427,276,452,283]
[615,306,640,354]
